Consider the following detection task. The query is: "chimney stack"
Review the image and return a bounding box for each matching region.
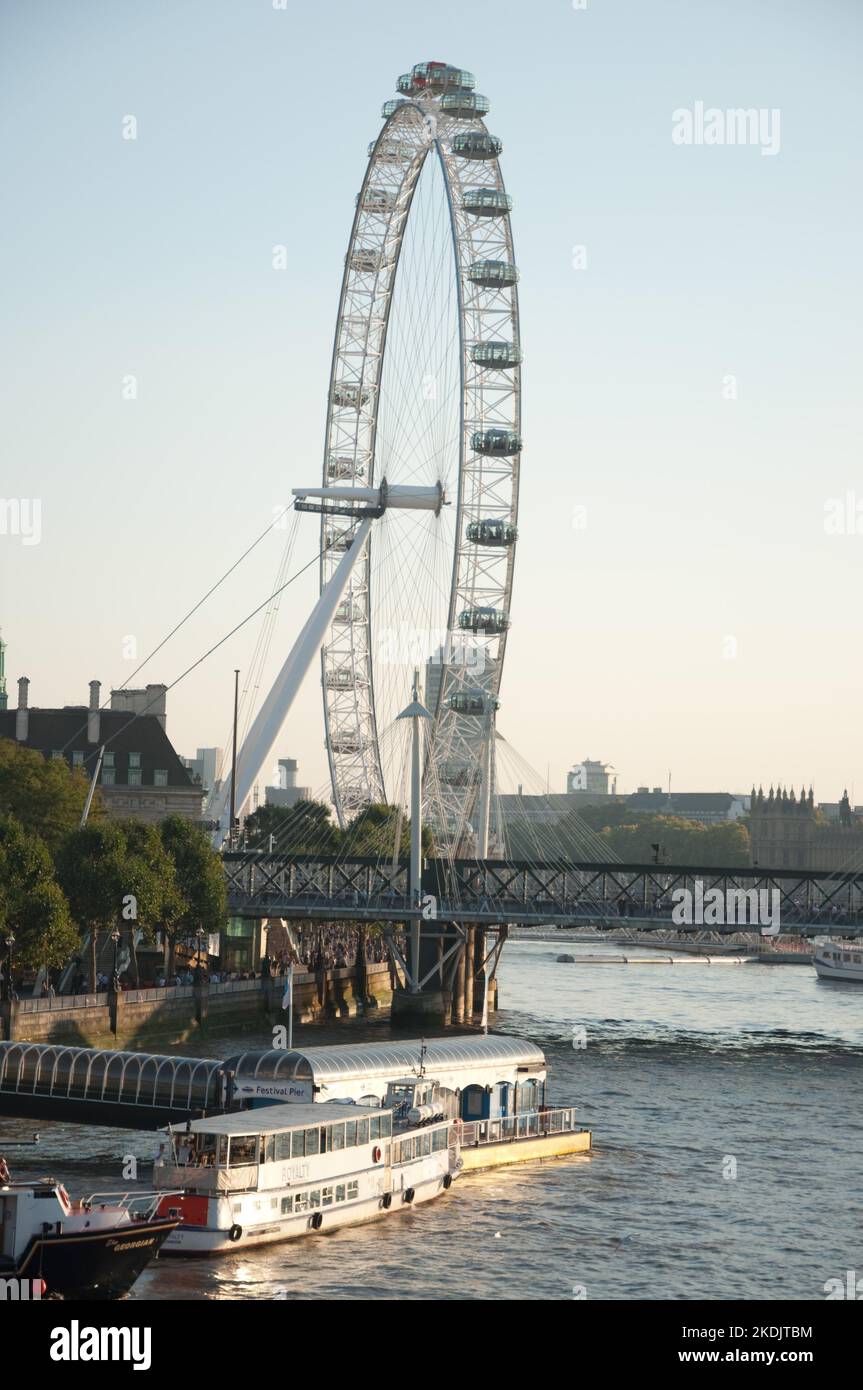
[87,679,101,744]
[15,675,30,741]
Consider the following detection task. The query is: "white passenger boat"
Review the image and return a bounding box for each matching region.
[153,1035,591,1254]
[154,1075,456,1254]
[813,940,863,981]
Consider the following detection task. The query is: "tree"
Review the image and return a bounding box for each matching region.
[160,817,226,975]
[244,799,339,854]
[55,821,131,989]
[116,820,184,984]
[0,814,78,973]
[340,803,434,858]
[0,738,97,850]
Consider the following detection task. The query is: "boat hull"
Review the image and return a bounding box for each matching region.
[814,957,863,981]
[160,1171,451,1255]
[459,1128,592,1172]
[8,1218,179,1299]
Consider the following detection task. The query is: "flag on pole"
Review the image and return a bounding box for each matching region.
[281,963,294,1010]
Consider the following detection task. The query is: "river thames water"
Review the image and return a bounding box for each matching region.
[4,940,862,1301]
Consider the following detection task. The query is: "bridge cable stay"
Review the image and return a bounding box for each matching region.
[53,500,305,762]
[209,511,302,810]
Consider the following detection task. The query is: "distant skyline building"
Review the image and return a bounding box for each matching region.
[265,757,312,809]
[182,746,223,798]
[567,759,617,796]
[748,785,863,870]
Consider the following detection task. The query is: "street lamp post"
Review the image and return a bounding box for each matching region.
[110,927,121,994]
[3,933,15,1003]
[194,926,205,983]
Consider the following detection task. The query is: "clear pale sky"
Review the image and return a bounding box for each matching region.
[2,0,862,803]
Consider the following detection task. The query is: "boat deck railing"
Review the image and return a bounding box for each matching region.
[80,1189,183,1221]
[457,1105,583,1149]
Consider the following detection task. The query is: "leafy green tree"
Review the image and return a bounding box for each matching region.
[160,816,226,974]
[0,814,78,973]
[55,821,130,989]
[116,820,184,984]
[340,803,434,858]
[244,799,339,854]
[0,738,97,850]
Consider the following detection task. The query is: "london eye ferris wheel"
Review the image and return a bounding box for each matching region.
[311,60,522,851]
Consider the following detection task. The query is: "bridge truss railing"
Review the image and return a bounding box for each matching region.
[222,852,863,934]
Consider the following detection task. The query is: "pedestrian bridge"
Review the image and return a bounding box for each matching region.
[222,851,863,935]
[0,1042,228,1128]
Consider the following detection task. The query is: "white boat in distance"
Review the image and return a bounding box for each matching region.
[813,940,863,981]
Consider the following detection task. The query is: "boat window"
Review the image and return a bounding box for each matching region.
[336,1184,346,1202]
[321,1186,334,1207]
[357,1118,369,1145]
[380,1114,392,1139]
[347,1180,359,1201]
[344,1120,357,1147]
[309,1190,321,1209]
[275,1132,292,1161]
[281,1195,292,1214]
[263,1135,276,1164]
[304,1127,320,1156]
[295,1191,309,1213]
[433,1128,448,1152]
[292,1130,305,1158]
[330,1123,346,1151]
[232,1203,242,1216]
[228,1135,258,1167]
[419,1133,431,1156]
[369,1116,381,1141]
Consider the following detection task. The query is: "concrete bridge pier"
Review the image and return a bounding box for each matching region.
[391,920,460,1027]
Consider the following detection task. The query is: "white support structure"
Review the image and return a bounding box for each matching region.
[477,703,494,858]
[212,519,373,842]
[396,673,431,992]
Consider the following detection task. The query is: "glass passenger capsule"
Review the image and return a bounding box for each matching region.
[462,189,513,217]
[466,518,518,547]
[440,91,490,119]
[458,607,510,634]
[332,383,369,409]
[327,456,365,481]
[334,600,363,624]
[349,247,382,274]
[324,528,357,552]
[357,187,397,213]
[325,670,355,690]
[471,428,522,456]
[447,690,500,715]
[438,763,481,787]
[330,738,361,755]
[467,259,519,288]
[382,98,409,118]
[470,341,523,369]
[451,132,502,161]
[368,139,414,163]
[397,62,475,96]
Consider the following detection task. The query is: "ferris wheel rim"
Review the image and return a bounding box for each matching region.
[319,67,521,842]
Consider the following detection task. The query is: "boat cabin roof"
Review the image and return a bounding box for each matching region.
[168,1101,388,1137]
[225,1034,545,1086]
